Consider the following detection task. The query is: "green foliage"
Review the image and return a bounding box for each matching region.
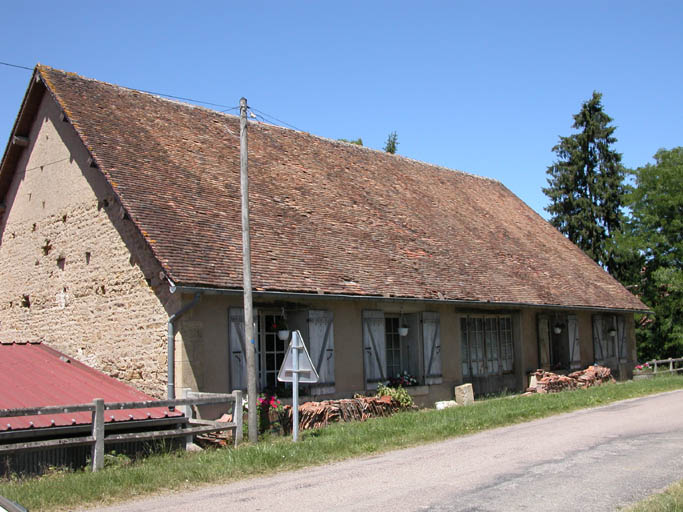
[618,147,683,360]
[338,137,363,146]
[383,131,398,154]
[376,383,414,408]
[543,92,626,273]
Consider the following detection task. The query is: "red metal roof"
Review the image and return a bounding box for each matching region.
[0,341,181,432]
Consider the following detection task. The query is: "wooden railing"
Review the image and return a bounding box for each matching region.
[0,390,242,472]
[648,357,683,375]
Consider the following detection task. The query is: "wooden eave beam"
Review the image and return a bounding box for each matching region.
[12,135,29,147]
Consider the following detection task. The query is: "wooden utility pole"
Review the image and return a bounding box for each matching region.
[239,97,258,443]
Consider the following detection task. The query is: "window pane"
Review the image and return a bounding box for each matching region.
[385,317,401,378]
[500,317,513,372]
[461,318,469,377]
[485,318,499,374]
[469,317,485,376]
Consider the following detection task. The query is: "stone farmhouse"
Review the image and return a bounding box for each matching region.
[0,66,648,404]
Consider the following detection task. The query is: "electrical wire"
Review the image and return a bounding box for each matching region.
[0,61,33,71]
[2,60,305,135]
[1,60,239,111]
[249,107,303,132]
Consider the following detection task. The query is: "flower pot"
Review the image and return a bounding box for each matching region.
[277,329,290,341]
[398,327,409,337]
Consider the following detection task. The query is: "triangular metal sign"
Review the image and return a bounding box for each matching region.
[277,330,319,383]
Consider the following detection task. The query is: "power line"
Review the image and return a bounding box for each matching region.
[1,60,238,110]
[249,107,303,132]
[0,61,33,71]
[1,60,304,134]
[134,88,236,109]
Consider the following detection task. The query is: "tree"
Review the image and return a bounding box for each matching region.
[338,137,363,146]
[384,131,398,154]
[618,147,683,360]
[543,92,626,273]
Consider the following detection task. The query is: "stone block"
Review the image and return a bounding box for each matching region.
[454,383,474,406]
[435,400,458,410]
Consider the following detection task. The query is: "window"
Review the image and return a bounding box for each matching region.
[385,317,402,379]
[461,315,513,377]
[229,307,336,394]
[362,310,442,388]
[260,314,287,390]
[593,314,624,364]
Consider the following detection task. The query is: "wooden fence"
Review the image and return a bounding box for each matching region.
[0,390,242,472]
[647,357,683,375]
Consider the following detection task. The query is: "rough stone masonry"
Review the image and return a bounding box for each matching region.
[0,92,175,397]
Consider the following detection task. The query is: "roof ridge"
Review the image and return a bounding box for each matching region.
[253,118,501,183]
[36,65,498,184]
[36,64,240,119]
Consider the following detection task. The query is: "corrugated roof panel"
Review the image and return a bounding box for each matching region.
[0,342,181,431]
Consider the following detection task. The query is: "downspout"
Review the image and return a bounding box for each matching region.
[167,291,201,399]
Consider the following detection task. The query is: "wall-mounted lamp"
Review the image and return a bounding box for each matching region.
[277,307,290,341]
[398,310,409,337]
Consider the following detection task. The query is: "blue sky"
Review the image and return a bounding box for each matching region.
[1,1,681,217]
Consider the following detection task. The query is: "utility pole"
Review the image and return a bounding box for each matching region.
[239,97,258,443]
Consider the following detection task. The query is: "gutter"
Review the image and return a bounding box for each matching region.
[167,292,201,400]
[172,285,652,315]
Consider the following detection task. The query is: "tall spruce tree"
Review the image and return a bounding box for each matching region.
[543,92,625,273]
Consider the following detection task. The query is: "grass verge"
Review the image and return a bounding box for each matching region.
[2,375,682,511]
[623,479,683,511]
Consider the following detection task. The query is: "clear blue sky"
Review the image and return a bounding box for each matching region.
[1,1,681,218]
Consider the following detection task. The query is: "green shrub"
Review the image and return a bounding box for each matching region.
[376,384,414,408]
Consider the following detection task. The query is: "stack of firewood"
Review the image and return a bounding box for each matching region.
[528,365,614,394]
[284,395,401,432]
[568,365,615,388]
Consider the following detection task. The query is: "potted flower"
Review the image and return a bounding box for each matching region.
[257,393,284,434]
[273,318,290,341]
[633,362,653,380]
[398,323,409,337]
[388,371,418,388]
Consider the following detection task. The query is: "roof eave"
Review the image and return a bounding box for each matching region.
[172,284,652,314]
[0,67,45,204]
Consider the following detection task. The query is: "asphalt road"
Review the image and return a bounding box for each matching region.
[87,390,683,512]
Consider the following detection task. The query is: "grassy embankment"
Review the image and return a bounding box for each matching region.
[1,374,681,511]
[624,479,683,511]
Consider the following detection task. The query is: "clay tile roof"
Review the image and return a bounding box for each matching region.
[0,342,181,431]
[5,66,647,311]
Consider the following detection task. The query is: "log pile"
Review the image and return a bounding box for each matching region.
[527,365,614,394]
[284,395,402,432]
[568,365,615,387]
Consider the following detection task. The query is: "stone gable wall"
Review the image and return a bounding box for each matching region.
[0,94,175,397]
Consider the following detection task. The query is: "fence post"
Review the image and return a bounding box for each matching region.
[91,398,104,472]
[181,389,194,450]
[669,358,674,373]
[233,390,243,446]
[653,360,658,374]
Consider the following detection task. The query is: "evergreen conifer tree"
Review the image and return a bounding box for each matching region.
[384,131,398,154]
[543,92,625,273]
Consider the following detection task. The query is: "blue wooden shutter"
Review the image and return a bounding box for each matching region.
[422,312,442,385]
